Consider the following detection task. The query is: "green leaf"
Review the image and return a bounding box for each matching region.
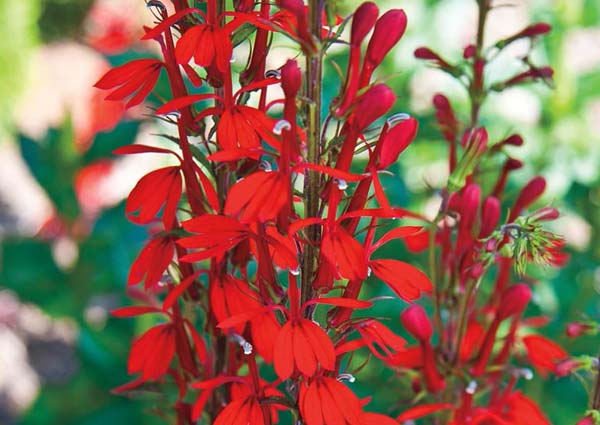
[83,120,141,164]
[18,120,81,221]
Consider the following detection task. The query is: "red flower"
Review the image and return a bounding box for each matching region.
[216,104,278,150]
[522,335,568,377]
[94,59,163,108]
[336,319,406,363]
[299,376,365,425]
[128,323,176,380]
[175,24,232,73]
[321,225,368,281]
[210,274,262,334]
[503,391,551,425]
[178,215,251,262]
[213,394,265,425]
[128,235,175,289]
[274,317,335,380]
[370,259,432,302]
[125,166,182,230]
[400,305,445,393]
[224,171,290,223]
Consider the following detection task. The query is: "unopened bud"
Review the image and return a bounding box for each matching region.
[496,283,531,321]
[400,304,432,343]
[351,2,379,47]
[365,9,407,69]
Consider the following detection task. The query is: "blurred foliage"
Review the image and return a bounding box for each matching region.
[0,0,598,423]
[0,0,40,137]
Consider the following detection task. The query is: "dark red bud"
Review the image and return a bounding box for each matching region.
[555,358,581,377]
[463,44,476,59]
[401,304,432,343]
[365,9,407,68]
[378,116,418,169]
[479,196,501,238]
[352,84,395,131]
[506,158,523,170]
[414,47,441,60]
[460,183,481,231]
[577,415,595,425]
[532,207,559,222]
[496,283,531,321]
[234,0,255,12]
[351,2,379,46]
[278,0,304,15]
[510,176,546,221]
[566,322,595,338]
[281,59,302,97]
[502,134,524,146]
[518,22,552,38]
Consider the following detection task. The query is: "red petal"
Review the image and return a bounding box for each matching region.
[274,322,294,380]
[396,403,453,422]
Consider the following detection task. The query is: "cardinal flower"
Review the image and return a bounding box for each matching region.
[178,215,251,262]
[400,305,445,393]
[367,226,433,302]
[522,334,568,377]
[299,376,365,425]
[128,323,177,381]
[336,319,406,363]
[224,170,290,223]
[126,166,182,228]
[128,235,175,289]
[141,6,270,73]
[156,78,281,150]
[274,317,336,379]
[94,58,163,108]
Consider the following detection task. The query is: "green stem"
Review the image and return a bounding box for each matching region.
[300,0,324,310]
[470,0,491,127]
[429,213,445,342]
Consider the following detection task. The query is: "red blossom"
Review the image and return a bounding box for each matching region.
[94,59,163,108]
[274,317,336,380]
[299,376,365,425]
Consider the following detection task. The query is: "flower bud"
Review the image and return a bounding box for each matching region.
[496,283,531,321]
[577,415,596,425]
[433,94,459,142]
[351,2,379,47]
[281,59,302,97]
[351,84,395,131]
[378,116,418,169]
[447,127,487,192]
[530,207,559,222]
[496,23,552,49]
[400,304,432,343]
[365,9,407,68]
[555,358,583,377]
[509,176,546,221]
[479,196,501,238]
[463,44,476,59]
[501,134,524,147]
[566,321,597,338]
[414,47,453,70]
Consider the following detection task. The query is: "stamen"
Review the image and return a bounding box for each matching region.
[146,0,166,11]
[333,178,348,190]
[386,112,411,127]
[265,70,281,79]
[230,334,253,355]
[258,160,272,172]
[273,119,292,135]
[337,373,356,383]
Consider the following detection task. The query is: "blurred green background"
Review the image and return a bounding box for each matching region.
[0,0,598,423]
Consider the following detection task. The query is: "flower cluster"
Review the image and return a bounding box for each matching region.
[95,0,581,423]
